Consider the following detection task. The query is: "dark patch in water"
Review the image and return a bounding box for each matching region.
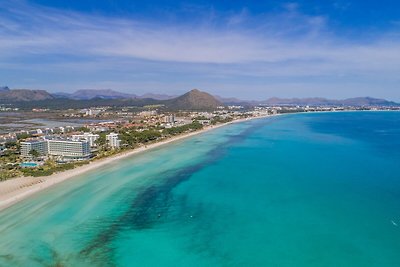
[79,122,262,262]
[30,244,66,267]
[0,254,14,266]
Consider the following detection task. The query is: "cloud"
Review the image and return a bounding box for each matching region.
[0,0,399,100]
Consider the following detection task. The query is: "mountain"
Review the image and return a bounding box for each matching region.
[214,95,249,105]
[53,89,177,100]
[0,89,54,102]
[52,92,72,99]
[54,89,137,100]
[0,86,10,92]
[139,93,176,100]
[166,89,222,110]
[259,97,399,107]
[340,97,398,106]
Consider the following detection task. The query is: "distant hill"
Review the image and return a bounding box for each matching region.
[0,86,10,92]
[166,89,222,110]
[54,89,137,100]
[0,89,54,102]
[53,89,178,101]
[258,97,399,107]
[214,95,249,105]
[10,98,161,110]
[340,97,398,106]
[139,93,176,100]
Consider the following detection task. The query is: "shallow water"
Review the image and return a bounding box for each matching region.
[0,112,399,266]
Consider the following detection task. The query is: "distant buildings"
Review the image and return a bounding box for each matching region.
[197,119,211,125]
[139,110,157,117]
[106,133,120,149]
[163,114,175,124]
[72,133,99,147]
[84,109,102,116]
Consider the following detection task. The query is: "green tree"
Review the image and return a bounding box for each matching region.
[29,149,40,158]
[96,133,107,147]
[17,133,30,140]
[76,127,90,132]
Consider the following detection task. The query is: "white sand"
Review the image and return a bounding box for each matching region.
[0,115,270,212]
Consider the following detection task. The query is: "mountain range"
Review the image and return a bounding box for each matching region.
[0,87,54,102]
[0,86,398,109]
[53,89,176,100]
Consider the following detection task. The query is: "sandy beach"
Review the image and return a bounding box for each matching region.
[0,115,270,212]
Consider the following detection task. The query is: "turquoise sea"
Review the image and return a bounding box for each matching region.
[1,111,400,266]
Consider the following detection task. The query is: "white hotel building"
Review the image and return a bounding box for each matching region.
[47,139,91,160]
[72,133,99,147]
[21,139,91,160]
[106,133,121,149]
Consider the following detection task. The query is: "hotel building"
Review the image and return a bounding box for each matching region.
[72,133,99,147]
[21,139,91,160]
[20,140,48,157]
[106,133,121,149]
[47,139,91,160]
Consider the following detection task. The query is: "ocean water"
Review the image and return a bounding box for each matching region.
[0,111,399,266]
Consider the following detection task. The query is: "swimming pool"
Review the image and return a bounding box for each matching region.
[20,162,38,168]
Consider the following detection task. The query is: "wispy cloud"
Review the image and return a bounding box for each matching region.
[0,0,399,99]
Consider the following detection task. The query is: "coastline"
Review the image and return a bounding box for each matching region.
[0,115,270,212]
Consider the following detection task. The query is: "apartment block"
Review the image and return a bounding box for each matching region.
[106,133,120,149]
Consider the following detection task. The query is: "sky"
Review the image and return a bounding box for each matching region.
[0,0,399,100]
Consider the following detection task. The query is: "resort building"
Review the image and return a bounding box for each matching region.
[47,139,91,160]
[72,133,99,147]
[20,139,91,160]
[20,140,48,157]
[106,133,120,149]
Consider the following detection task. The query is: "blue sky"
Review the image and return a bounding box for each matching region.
[1,0,399,100]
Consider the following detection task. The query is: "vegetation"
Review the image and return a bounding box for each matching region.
[95,133,107,147]
[162,121,203,135]
[76,126,90,132]
[20,160,89,177]
[194,116,209,120]
[29,149,40,158]
[16,133,31,140]
[211,116,233,125]
[119,129,162,148]
[111,121,203,150]
[0,143,21,180]
[0,169,21,181]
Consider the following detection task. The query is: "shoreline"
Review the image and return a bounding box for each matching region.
[0,115,270,212]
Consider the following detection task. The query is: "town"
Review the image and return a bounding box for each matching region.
[0,106,272,180]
